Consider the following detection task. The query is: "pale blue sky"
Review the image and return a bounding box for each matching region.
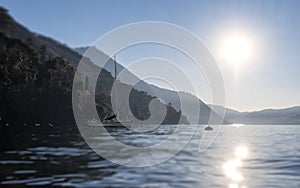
[1,0,300,111]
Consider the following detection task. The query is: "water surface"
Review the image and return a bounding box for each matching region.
[0,125,299,187]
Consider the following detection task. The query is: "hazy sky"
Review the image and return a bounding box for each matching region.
[2,0,300,111]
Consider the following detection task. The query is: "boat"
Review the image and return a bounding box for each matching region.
[101,114,133,127]
[204,125,213,131]
[88,115,133,128]
[88,55,133,128]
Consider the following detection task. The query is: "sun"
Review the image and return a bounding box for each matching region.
[220,32,253,67]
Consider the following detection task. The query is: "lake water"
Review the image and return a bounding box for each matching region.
[0,125,299,187]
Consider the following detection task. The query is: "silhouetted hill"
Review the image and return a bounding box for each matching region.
[0,7,81,66]
[0,7,188,128]
[75,46,228,124]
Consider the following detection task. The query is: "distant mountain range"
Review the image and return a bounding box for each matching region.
[76,46,300,125]
[209,105,300,125]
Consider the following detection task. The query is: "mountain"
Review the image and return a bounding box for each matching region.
[0,9,81,67]
[0,7,106,127]
[74,46,228,124]
[208,105,241,121]
[0,7,188,127]
[210,105,300,125]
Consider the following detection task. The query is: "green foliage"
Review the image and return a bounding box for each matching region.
[0,32,113,126]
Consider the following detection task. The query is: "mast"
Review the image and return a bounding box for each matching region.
[114,55,117,80]
[114,55,118,118]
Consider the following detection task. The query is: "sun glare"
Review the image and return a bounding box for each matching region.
[223,145,249,187]
[220,32,253,67]
[235,146,248,159]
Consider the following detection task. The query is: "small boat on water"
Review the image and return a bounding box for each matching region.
[88,55,133,128]
[101,114,133,127]
[88,115,133,128]
[204,125,213,131]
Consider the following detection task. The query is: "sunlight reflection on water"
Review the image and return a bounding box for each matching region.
[223,145,248,188]
[230,124,245,128]
[1,125,299,187]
